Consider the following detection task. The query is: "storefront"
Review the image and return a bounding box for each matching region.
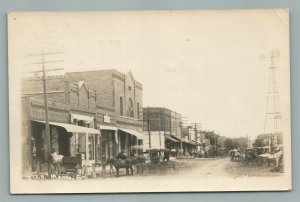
[165,135,180,156]
[69,113,99,166]
[118,128,144,156]
[181,139,198,156]
[97,125,118,160]
[31,119,100,172]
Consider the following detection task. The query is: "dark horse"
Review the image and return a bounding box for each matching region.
[107,155,145,177]
[242,150,258,165]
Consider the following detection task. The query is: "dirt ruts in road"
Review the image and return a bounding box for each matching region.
[176,158,230,178]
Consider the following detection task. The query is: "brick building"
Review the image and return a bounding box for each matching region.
[142,107,182,153]
[66,70,144,156]
[21,76,101,176]
[181,127,199,155]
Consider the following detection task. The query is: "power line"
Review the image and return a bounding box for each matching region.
[23,67,64,74]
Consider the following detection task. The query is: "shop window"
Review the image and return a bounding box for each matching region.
[51,127,59,152]
[137,103,140,119]
[120,96,123,116]
[128,98,134,118]
[95,134,101,163]
[88,134,95,160]
[77,133,86,159]
[70,134,77,156]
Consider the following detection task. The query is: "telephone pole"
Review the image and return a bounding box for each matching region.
[190,123,201,142]
[23,51,63,160]
[147,107,151,148]
[180,117,189,151]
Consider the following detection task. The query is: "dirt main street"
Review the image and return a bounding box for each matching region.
[174,157,283,178]
[110,157,282,181]
[175,158,230,178]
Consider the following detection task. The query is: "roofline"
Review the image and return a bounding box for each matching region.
[66,69,143,87]
[143,107,182,116]
[21,91,65,95]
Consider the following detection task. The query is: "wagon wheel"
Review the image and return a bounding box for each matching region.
[172,162,176,170]
[147,164,156,174]
[73,164,80,179]
[155,162,168,175]
[48,163,61,178]
[168,162,176,173]
[48,163,54,177]
[81,165,89,178]
[54,164,61,176]
[139,163,149,176]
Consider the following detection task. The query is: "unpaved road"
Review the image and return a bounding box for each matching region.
[175,158,230,178]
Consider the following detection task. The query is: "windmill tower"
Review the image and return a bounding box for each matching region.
[260,49,283,152]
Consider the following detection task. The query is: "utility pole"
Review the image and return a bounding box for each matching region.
[190,123,201,141]
[142,108,169,150]
[158,112,161,148]
[41,54,51,158]
[260,49,282,153]
[23,51,63,161]
[215,133,217,147]
[180,117,188,151]
[147,107,151,148]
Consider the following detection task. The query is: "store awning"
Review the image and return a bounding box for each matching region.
[165,135,179,142]
[33,120,100,134]
[131,145,145,149]
[98,125,117,131]
[190,141,197,146]
[171,135,181,141]
[181,139,189,143]
[192,140,202,146]
[70,113,94,124]
[181,139,197,145]
[119,128,145,140]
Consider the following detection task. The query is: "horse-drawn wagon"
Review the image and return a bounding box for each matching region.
[105,148,177,177]
[135,148,177,175]
[48,152,89,179]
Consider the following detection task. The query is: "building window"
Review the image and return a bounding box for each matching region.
[120,96,123,116]
[128,98,134,118]
[128,86,132,91]
[137,103,140,119]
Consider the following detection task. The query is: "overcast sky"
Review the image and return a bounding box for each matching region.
[9,10,290,138]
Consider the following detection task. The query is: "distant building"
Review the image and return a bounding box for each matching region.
[142,107,182,154]
[181,126,200,155]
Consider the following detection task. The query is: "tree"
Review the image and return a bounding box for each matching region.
[223,136,248,150]
[204,131,219,145]
[252,133,269,148]
[252,138,266,147]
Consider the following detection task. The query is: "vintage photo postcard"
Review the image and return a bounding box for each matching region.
[8,9,291,193]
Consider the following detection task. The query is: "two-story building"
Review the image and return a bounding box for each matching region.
[66,70,144,156]
[142,107,182,153]
[21,76,101,177]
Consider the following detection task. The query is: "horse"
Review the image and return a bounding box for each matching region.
[207,147,217,158]
[229,150,242,161]
[107,155,145,177]
[241,150,258,165]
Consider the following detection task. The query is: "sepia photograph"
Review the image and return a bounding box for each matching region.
[8,9,291,193]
